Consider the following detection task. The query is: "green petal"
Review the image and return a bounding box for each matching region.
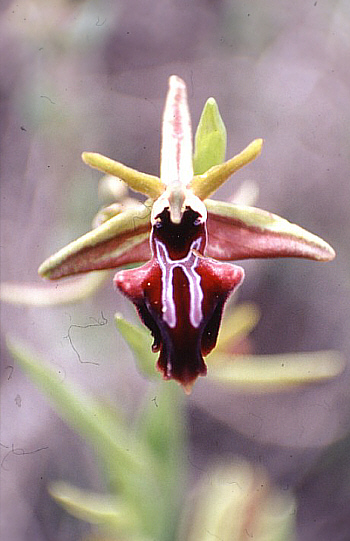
[193,97,227,175]
[38,203,152,279]
[205,199,335,261]
[49,482,139,532]
[208,351,345,391]
[0,271,109,306]
[82,152,164,199]
[190,139,263,200]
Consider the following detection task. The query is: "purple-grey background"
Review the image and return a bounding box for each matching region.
[1,1,350,540]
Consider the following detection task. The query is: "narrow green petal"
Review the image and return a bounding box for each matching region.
[190,139,263,200]
[205,199,335,261]
[209,351,345,391]
[0,272,109,306]
[49,482,139,531]
[82,152,164,199]
[114,314,158,379]
[38,203,152,279]
[193,97,227,175]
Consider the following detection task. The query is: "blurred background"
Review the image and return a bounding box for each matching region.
[1,0,350,539]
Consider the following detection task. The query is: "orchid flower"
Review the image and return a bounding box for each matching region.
[38,76,335,392]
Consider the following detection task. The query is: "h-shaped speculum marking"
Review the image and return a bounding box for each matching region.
[154,237,203,329]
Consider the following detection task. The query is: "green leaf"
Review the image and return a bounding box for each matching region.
[114,313,158,379]
[208,350,345,391]
[49,482,140,532]
[193,98,227,175]
[205,198,335,262]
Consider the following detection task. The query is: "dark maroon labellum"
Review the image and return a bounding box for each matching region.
[115,206,244,392]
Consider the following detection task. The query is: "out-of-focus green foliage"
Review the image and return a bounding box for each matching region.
[7,337,185,541]
[180,460,296,541]
[8,334,301,541]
